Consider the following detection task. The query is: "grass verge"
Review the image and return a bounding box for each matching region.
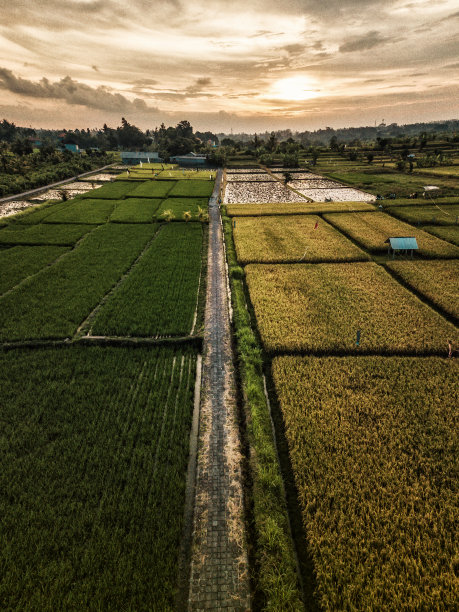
[222,207,304,611]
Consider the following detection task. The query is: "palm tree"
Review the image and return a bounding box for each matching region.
[161,209,175,222]
[183,210,192,222]
[197,206,209,223]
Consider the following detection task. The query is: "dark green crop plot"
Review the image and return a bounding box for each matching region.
[93,223,203,337]
[12,200,70,224]
[0,223,92,245]
[155,197,208,220]
[42,199,117,224]
[126,180,175,199]
[388,204,459,226]
[0,246,68,294]
[80,180,138,199]
[424,225,459,246]
[0,224,156,341]
[384,196,459,208]
[110,198,163,222]
[168,179,214,198]
[0,344,197,611]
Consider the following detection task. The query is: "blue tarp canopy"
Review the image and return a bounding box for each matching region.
[385,237,418,250]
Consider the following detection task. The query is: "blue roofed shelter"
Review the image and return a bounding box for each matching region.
[385,236,418,258]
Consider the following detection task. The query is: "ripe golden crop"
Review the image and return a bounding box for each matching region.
[271,355,458,611]
[245,262,458,353]
[386,259,458,322]
[232,215,369,264]
[324,212,459,257]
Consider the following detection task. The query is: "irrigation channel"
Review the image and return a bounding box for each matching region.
[184,170,251,611]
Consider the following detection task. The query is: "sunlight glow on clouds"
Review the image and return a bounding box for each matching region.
[0,0,458,131]
[269,76,320,102]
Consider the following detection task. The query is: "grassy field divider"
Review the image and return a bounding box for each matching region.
[1,335,203,352]
[383,261,458,327]
[191,223,209,335]
[73,224,161,339]
[222,207,305,611]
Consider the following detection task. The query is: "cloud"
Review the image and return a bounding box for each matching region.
[0,68,158,113]
[281,44,306,56]
[147,77,215,101]
[339,30,395,53]
[440,62,459,69]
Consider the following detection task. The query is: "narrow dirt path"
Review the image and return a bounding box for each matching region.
[188,171,251,611]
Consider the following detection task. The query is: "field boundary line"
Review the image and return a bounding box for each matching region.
[382,263,458,327]
[0,335,203,352]
[190,222,208,335]
[176,353,202,611]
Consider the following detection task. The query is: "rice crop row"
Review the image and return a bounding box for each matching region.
[388,204,459,226]
[271,355,458,611]
[0,245,69,294]
[424,225,459,246]
[386,259,459,322]
[80,180,138,199]
[42,199,117,224]
[0,223,156,341]
[155,197,209,220]
[245,262,458,354]
[232,215,368,264]
[127,180,176,199]
[0,223,92,245]
[168,179,214,198]
[225,201,375,216]
[8,200,72,224]
[92,223,203,337]
[0,344,198,611]
[324,212,459,258]
[157,170,216,180]
[110,198,163,223]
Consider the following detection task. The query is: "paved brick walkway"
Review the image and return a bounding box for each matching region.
[188,172,250,611]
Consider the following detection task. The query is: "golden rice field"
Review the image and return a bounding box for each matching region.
[225,201,375,216]
[232,215,369,264]
[245,262,458,354]
[386,259,459,322]
[324,212,459,258]
[271,355,458,611]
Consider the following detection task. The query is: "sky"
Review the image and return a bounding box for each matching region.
[0,0,458,133]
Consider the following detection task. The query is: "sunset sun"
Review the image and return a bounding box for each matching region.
[270,76,319,101]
